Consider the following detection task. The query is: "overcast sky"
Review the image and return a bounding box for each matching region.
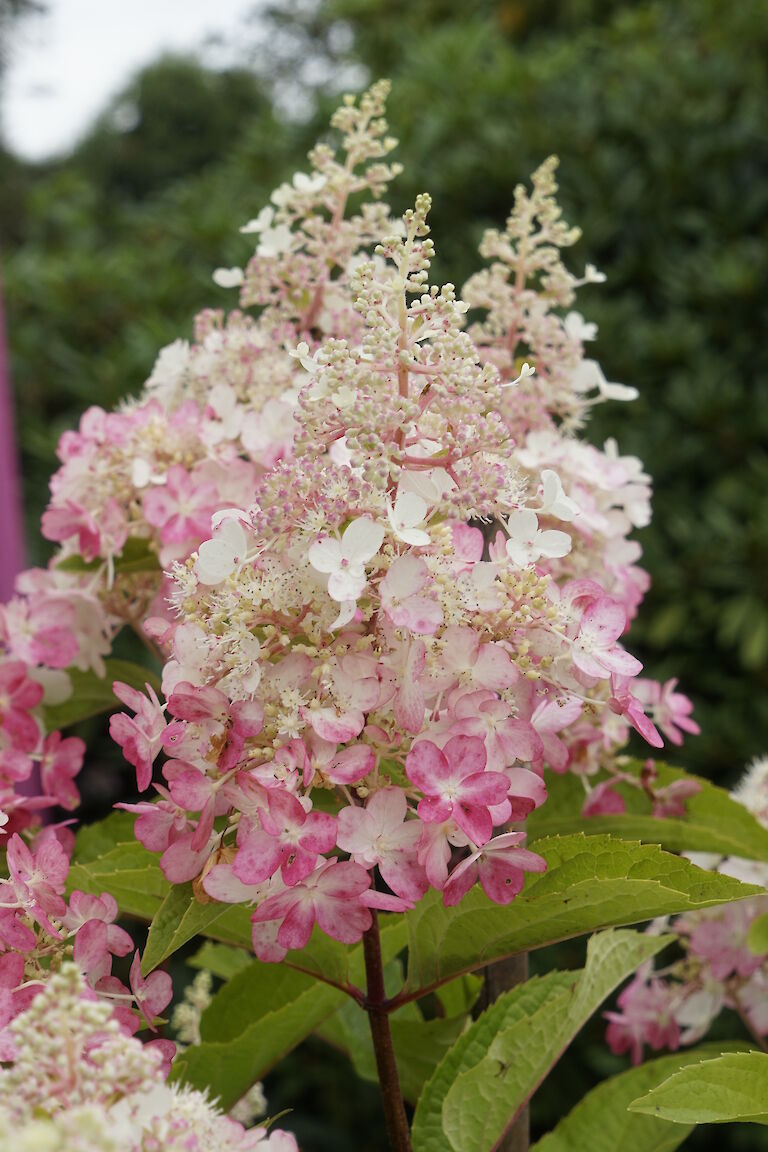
[3,0,261,160]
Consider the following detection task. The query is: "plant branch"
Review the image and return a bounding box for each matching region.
[362,911,412,1152]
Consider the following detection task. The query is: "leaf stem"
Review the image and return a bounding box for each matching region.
[362,911,412,1152]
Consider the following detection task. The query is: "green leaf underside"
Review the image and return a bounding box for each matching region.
[527,761,768,863]
[404,834,760,998]
[629,1051,768,1125]
[532,1043,750,1152]
[43,657,162,730]
[412,929,672,1152]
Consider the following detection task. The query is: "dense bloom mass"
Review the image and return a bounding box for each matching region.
[0,80,705,1145]
[91,84,697,959]
[0,964,296,1152]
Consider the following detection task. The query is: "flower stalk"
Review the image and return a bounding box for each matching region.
[363,911,412,1152]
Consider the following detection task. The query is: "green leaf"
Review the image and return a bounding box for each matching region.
[141,884,229,975]
[66,841,169,919]
[435,974,483,1018]
[747,911,768,955]
[629,1051,768,1125]
[43,657,162,729]
[170,961,346,1108]
[447,930,671,1152]
[188,941,253,981]
[404,834,759,998]
[72,811,138,863]
[527,761,768,862]
[532,1043,749,1152]
[412,971,574,1152]
[55,536,160,576]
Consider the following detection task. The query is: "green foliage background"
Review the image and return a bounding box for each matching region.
[1,2,767,1147]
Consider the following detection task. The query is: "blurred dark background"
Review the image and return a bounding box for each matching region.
[1,1,767,1148]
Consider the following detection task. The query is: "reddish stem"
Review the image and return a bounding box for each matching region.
[362,912,412,1151]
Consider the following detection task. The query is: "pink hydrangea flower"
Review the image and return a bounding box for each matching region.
[406,735,511,845]
[250,859,372,957]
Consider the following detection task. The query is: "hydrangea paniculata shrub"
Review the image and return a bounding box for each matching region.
[2,82,760,1152]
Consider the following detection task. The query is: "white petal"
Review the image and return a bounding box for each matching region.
[537,529,572,559]
[395,491,428,527]
[397,527,431,546]
[210,507,249,529]
[212,267,244,288]
[196,539,237,585]
[330,600,357,630]
[308,536,343,575]
[599,381,639,402]
[506,508,539,542]
[341,517,385,564]
[327,567,367,602]
[131,459,152,488]
[239,207,274,233]
[540,469,579,522]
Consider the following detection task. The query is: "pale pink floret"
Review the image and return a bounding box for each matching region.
[604,967,681,1065]
[39,731,85,810]
[128,950,173,1029]
[379,555,443,634]
[633,677,700,746]
[0,597,78,669]
[443,831,546,906]
[109,681,167,791]
[406,735,510,846]
[434,626,519,692]
[234,789,337,887]
[250,859,372,957]
[608,674,663,748]
[572,596,642,679]
[0,661,43,753]
[337,787,428,902]
[1,833,68,936]
[445,689,542,772]
[531,696,583,773]
[142,463,218,546]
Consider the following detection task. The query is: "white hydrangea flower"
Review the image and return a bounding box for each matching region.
[538,469,580,522]
[240,206,275,234]
[564,311,597,341]
[505,509,571,567]
[387,492,430,546]
[212,267,244,289]
[196,518,249,585]
[308,517,385,602]
[257,224,293,258]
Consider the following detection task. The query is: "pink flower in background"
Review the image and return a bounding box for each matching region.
[39,732,84,810]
